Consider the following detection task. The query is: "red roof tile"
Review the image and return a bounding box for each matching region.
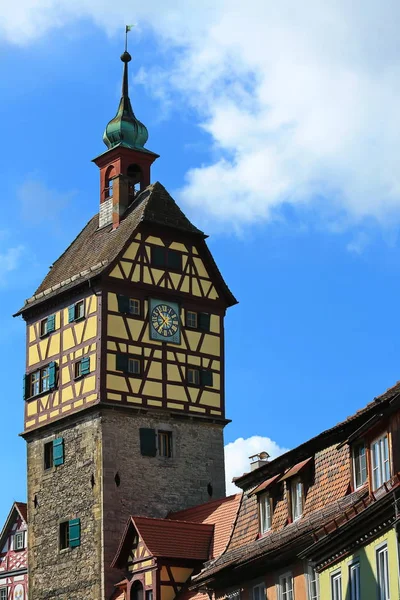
[133,516,214,561]
[168,494,242,559]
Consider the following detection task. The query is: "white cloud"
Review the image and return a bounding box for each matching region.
[224,435,289,495]
[3,2,400,231]
[0,243,25,285]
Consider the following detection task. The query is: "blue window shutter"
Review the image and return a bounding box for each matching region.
[81,357,90,376]
[116,354,128,373]
[69,519,80,547]
[23,375,29,400]
[53,438,64,466]
[201,369,213,387]
[117,294,130,314]
[48,362,57,390]
[198,313,211,332]
[47,314,56,333]
[68,305,75,323]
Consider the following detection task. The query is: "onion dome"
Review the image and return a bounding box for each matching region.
[103,51,149,150]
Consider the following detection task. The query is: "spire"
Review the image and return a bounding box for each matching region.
[103,43,149,151]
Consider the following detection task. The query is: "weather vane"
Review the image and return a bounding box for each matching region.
[125,24,135,52]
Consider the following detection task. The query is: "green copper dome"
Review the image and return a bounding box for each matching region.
[103,51,149,151]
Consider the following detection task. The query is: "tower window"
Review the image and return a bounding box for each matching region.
[68,300,85,323]
[187,368,213,387]
[129,298,141,316]
[186,311,211,332]
[128,358,141,375]
[105,177,113,198]
[0,589,7,600]
[40,314,56,337]
[116,354,142,377]
[74,357,90,379]
[26,363,57,398]
[60,519,81,550]
[44,438,65,470]
[158,430,172,458]
[151,247,182,271]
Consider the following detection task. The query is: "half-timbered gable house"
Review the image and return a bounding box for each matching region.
[110,494,241,600]
[0,503,28,600]
[191,382,400,600]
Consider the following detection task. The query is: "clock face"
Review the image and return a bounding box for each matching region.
[149,299,181,344]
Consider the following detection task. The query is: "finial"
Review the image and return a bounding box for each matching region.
[102,25,149,151]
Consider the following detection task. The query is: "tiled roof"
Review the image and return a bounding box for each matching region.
[168,494,242,558]
[193,486,367,584]
[15,182,237,314]
[133,516,214,561]
[234,381,400,489]
[279,457,313,481]
[249,474,281,497]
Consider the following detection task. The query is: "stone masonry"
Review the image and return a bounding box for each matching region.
[27,407,226,600]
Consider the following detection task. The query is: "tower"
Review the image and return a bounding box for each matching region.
[17,47,236,600]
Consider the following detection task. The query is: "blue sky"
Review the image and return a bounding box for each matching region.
[2,2,400,520]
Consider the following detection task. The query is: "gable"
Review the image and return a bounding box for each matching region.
[106,228,233,305]
[127,531,153,573]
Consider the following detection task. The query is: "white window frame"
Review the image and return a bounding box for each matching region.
[352,443,367,489]
[371,434,391,491]
[252,583,266,600]
[330,570,342,600]
[307,564,319,600]
[348,560,360,600]
[376,542,390,600]
[14,531,25,551]
[259,493,272,534]
[0,587,7,600]
[278,572,294,600]
[290,477,304,521]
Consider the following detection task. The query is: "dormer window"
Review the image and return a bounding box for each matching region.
[371,434,391,490]
[290,477,304,521]
[259,493,272,533]
[352,442,367,489]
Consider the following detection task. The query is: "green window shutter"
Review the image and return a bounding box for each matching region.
[116,353,128,373]
[139,428,157,457]
[68,305,75,323]
[167,250,182,270]
[47,314,56,333]
[48,362,57,390]
[23,374,29,400]
[69,519,81,548]
[81,357,90,376]
[117,294,130,314]
[53,438,64,466]
[198,313,211,332]
[201,369,213,387]
[151,246,165,268]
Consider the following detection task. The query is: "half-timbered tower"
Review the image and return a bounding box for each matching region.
[0,503,28,600]
[16,48,236,600]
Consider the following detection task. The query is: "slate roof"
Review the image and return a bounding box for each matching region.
[168,494,242,558]
[16,182,236,314]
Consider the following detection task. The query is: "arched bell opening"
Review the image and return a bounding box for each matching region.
[126,163,142,196]
[104,165,116,199]
[130,580,144,600]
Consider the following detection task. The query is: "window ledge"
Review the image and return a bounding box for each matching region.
[26,388,56,402]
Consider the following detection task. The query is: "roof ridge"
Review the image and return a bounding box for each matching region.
[132,515,214,528]
[168,494,241,518]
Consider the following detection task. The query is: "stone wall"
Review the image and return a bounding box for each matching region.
[27,411,103,600]
[101,408,226,599]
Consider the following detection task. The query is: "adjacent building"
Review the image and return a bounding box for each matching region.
[0,503,28,600]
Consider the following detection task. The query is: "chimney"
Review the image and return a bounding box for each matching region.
[249,451,270,471]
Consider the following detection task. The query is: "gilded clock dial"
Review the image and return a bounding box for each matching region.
[151,304,180,338]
